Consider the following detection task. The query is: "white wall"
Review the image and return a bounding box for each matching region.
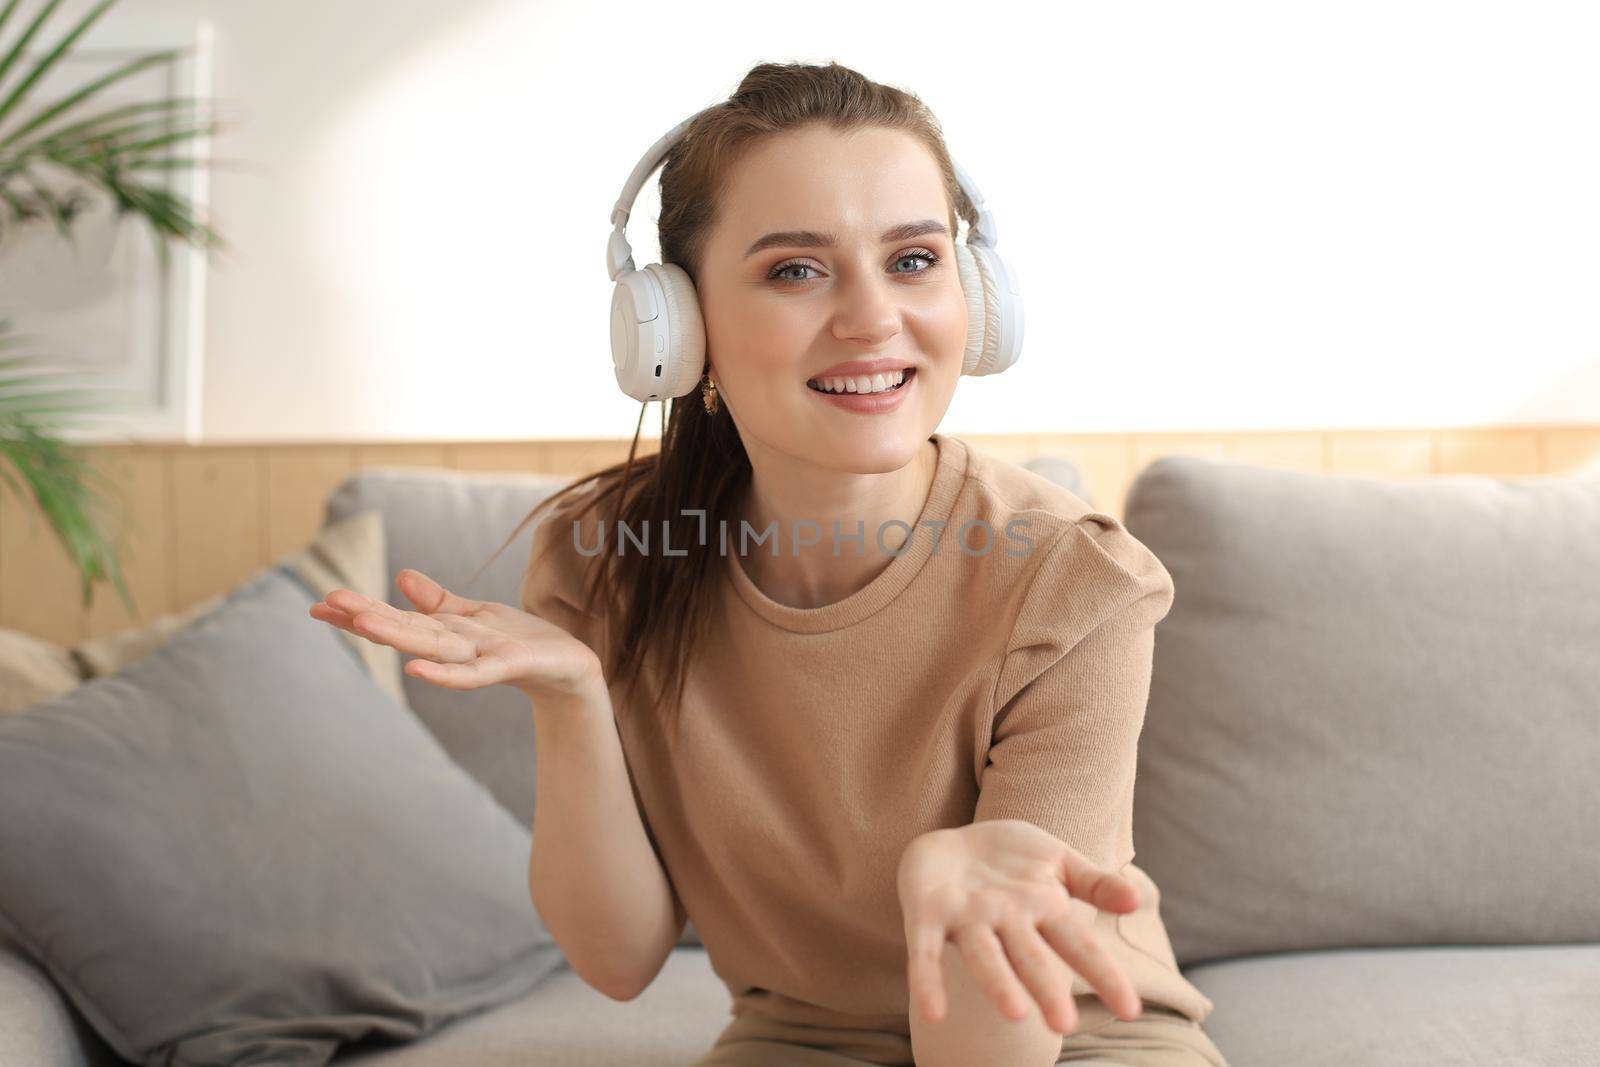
[64,0,1600,440]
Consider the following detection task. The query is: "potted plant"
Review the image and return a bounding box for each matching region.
[0,0,230,616]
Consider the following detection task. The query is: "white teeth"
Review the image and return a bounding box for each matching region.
[810,369,906,395]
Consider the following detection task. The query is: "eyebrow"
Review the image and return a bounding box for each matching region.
[742,218,952,259]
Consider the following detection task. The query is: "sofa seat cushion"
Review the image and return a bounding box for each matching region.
[0,928,122,1067]
[1185,942,1600,1067]
[335,948,734,1066]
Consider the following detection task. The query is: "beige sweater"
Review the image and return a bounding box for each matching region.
[521,432,1214,1038]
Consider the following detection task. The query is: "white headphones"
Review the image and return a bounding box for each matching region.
[606,107,1024,403]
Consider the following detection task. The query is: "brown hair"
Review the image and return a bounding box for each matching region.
[477,60,976,741]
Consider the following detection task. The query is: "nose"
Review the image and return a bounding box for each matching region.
[829,263,902,347]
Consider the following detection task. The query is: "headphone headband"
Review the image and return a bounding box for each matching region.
[606,107,1000,283]
[604,102,1022,403]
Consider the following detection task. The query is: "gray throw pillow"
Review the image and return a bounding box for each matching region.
[1123,457,1600,966]
[0,564,564,1066]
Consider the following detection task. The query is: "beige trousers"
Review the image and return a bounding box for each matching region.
[687,997,1231,1067]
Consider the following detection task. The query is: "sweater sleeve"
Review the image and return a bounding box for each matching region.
[973,513,1176,872]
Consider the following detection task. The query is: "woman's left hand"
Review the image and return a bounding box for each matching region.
[897,820,1145,1035]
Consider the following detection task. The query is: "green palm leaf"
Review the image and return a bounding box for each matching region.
[0,0,230,619]
[0,320,135,614]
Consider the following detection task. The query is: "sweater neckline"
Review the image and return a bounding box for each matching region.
[723,433,970,634]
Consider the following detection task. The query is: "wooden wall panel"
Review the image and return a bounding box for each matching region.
[1130,434,1230,473]
[1542,427,1600,475]
[1327,431,1435,478]
[447,443,548,475]
[169,449,266,610]
[1035,437,1133,518]
[83,447,174,640]
[541,437,660,477]
[963,434,1039,465]
[353,444,451,470]
[0,472,86,646]
[0,424,1594,645]
[1435,429,1540,476]
[264,447,357,560]
[1222,432,1327,474]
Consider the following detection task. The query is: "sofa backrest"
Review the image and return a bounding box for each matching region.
[1123,456,1600,965]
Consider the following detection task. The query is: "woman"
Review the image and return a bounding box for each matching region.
[311,61,1231,1067]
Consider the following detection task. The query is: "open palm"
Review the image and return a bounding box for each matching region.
[309,567,601,701]
[898,820,1143,1036]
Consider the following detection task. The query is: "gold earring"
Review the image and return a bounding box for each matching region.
[701,374,720,414]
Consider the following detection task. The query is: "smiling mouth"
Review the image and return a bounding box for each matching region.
[805,368,916,395]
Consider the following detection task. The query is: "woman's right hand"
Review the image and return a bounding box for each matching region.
[308,567,603,703]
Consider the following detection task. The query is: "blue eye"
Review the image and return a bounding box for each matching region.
[769,262,819,284]
[891,249,940,274]
[766,249,941,286]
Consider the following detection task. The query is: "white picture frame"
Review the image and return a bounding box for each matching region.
[0,14,213,444]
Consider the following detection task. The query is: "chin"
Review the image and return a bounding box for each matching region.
[817,429,932,474]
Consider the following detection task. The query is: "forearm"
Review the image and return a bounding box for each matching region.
[526,682,678,1001]
[909,941,1063,1067]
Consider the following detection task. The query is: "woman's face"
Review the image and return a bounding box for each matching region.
[694,123,967,475]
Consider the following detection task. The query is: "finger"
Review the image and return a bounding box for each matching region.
[311,598,415,636]
[905,924,949,1023]
[397,569,484,616]
[1056,849,1141,914]
[1037,910,1142,1022]
[309,601,358,634]
[951,925,1034,1022]
[317,596,465,664]
[995,918,1080,1034]
[405,656,497,691]
[351,609,477,664]
[323,587,412,627]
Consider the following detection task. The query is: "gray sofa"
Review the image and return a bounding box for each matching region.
[5,450,1597,1066]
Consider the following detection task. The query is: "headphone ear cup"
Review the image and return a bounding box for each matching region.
[954,243,989,376]
[646,262,707,399]
[954,241,1023,377]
